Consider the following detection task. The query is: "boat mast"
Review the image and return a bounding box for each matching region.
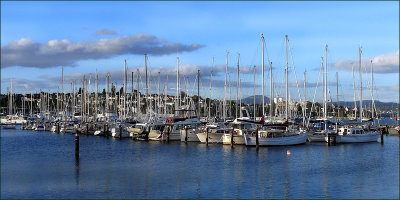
[209,57,214,119]
[285,35,289,121]
[95,69,98,120]
[261,34,265,117]
[176,57,179,115]
[303,70,306,126]
[106,72,110,120]
[336,71,339,118]
[136,69,140,114]
[254,65,256,120]
[236,54,239,118]
[145,54,148,114]
[325,44,328,129]
[371,60,374,120]
[224,51,228,121]
[359,46,363,121]
[158,71,161,114]
[352,63,357,119]
[197,69,200,118]
[124,60,127,120]
[270,62,273,119]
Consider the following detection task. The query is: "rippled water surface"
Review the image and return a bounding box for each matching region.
[2,128,399,199]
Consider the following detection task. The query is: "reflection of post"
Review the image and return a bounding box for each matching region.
[75,130,79,159]
[75,154,80,185]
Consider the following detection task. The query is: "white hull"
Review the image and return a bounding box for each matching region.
[196,132,224,143]
[111,128,130,138]
[222,134,245,145]
[326,133,379,143]
[94,130,105,136]
[35,127,45,131]
[244,133,307,146]
[180,129,200,142]
[148,130,163,141]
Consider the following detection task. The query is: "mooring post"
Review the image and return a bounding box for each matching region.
[328,135,331,146]
[205,127,209,145]
[75,130,79,159]
[184,126,188,143]
[256,127,259,149]
[119,124,122,138]
[231,128,234,147]
[381,128,384,144]
[166,126,170,142]
[57,123,60,133]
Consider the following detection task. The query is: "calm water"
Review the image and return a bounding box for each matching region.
[2,127,399,199]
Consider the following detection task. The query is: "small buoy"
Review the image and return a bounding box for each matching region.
[286,150,291,155]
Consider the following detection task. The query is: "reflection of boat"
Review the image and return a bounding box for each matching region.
[325,126,379,143]
[389,126,400,136]
[35,125,45,131]
[3,124,16,129]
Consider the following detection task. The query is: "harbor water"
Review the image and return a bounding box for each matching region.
[2,128,399,199]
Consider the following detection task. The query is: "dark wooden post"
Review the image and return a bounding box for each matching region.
[166,126,170,142]
[328,135,331,146]
[184,126,188,143]
[205,127,209,145]
[119,124,122,138]
[381,128,384,144]
[75,130,79,159]
[86,123,89,135]
[256,127,259,149]
[231,128,234,147]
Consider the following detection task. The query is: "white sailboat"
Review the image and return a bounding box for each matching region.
[244,34,307,146]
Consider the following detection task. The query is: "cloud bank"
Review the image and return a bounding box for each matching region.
[1,34,204,68]
[331,51,399,74]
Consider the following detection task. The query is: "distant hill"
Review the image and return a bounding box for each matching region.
[240,95,270,104]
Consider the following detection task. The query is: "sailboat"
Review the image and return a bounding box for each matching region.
[325,46,379,143]
[244,34,307,146]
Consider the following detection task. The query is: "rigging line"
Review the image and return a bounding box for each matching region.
[287,39,304,104]
[306,61,323,128]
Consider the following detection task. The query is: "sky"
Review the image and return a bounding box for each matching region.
[1,1,399,103]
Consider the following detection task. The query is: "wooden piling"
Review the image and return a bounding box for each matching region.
[75,130,79,159]
[184,126,188,143]
[86,123,89,135]
[231,128,234,147]
[255,127,259,149]
[166,126,170,142]
[119,124,122,138]
[328,135,331,146]
[205,127,209,145]
[57,123,60,133]
[333,136,336,146]
[381,128,384,144]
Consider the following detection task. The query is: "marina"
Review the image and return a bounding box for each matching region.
[1,1,399,199]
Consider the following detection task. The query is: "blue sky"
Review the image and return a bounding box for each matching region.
[1,1,399,103]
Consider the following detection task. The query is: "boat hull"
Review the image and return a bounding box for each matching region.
[196,132,223,143]
[307,134,326,142]
[180,129,200,142]
[222,134,245,145]
[326,133,379,143]
[244,133,307,146]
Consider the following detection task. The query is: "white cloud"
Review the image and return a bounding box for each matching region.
[331,51,399,74]
[1,34,204,68]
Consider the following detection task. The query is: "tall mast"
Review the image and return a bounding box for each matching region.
[131,71,134,117]
[106,72,110,119]
[229,73,231,118]
[224,51,228,121]
[209,57,214,119]
[61,67,64,117]
[285,35,289,120]
[124,59,127,120]
[158,71,161,114]
[371,60,374,119]
[254,65,256,120]
[136,69,140,114]
[176,57,180,115]
[95,69,98,119]
[303,70,306,125]
[261,34,265,117]
[336,71,339,118]
[270,62,273,118]
[359,46,362,121]
[164,75,168,116]
[236,54,240,118]
[197,69,200,118]
[145,54,148,107]
[352,64,357,119]
[325,44,328,124]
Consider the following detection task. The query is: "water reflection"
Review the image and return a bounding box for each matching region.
[75,156,80,185]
